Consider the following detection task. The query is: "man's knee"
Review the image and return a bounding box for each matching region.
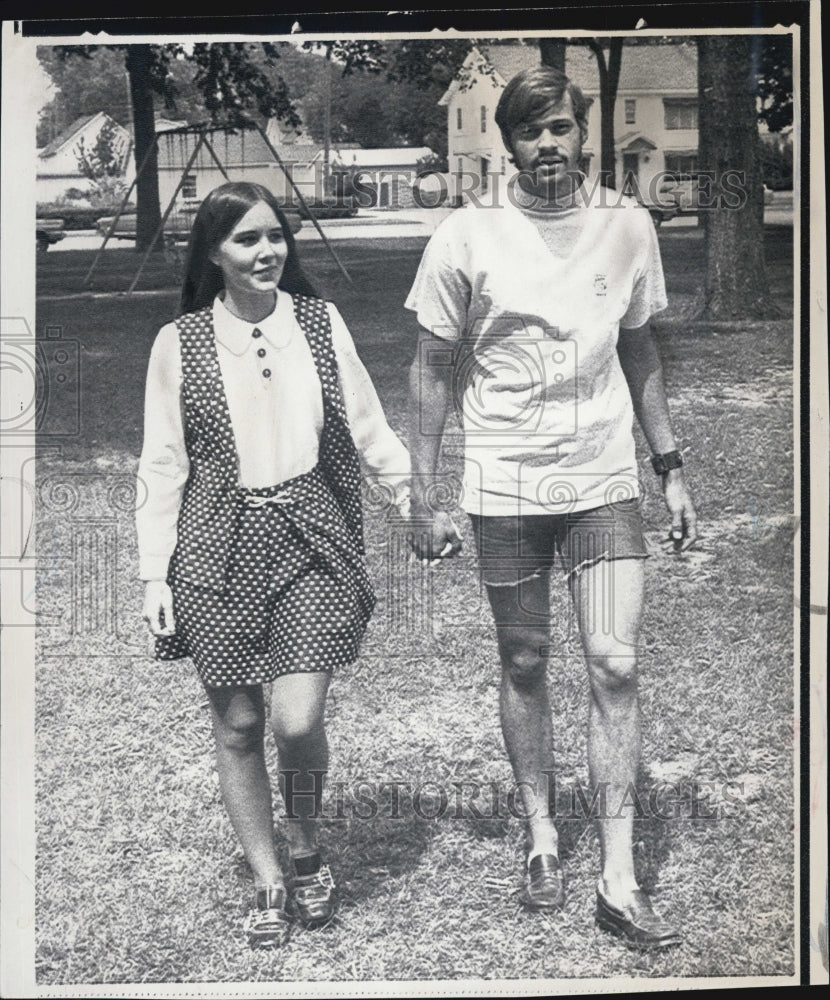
[587,651,638,693]
[500,634,549,689]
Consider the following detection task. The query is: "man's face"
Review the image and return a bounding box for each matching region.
[509,93,584,198]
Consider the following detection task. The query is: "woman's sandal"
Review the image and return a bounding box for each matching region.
[243,884,292,949]
[290,856,337,929]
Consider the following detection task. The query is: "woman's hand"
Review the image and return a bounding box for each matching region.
[142,580,176,636]
[409,509,463,566]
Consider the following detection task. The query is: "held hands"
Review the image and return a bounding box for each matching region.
[142,580,176,636]
[662,469,698,553]
[409,509,463,566]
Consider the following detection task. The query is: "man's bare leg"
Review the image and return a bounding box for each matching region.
[570,556,643,902]
[485,572,559,859]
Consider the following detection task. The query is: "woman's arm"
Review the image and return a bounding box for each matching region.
[136,324,190,633]
[327,303,411,508]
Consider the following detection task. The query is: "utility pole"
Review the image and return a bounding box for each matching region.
[323,44,332,198]
[125,69,134,134]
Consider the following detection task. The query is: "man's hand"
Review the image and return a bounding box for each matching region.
[662,470,698,552]
[142,580,176,636]
[409,509,463,566]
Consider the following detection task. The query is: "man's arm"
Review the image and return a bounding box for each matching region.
[407,327,463,562]
[617,320,698,550]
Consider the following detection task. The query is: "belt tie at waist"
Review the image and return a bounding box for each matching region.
[241,492,295,508]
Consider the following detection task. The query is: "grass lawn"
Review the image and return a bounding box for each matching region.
[34,225,797,985]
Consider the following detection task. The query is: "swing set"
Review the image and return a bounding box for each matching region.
[83,119,352,292]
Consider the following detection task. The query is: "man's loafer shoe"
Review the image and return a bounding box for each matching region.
[519,854,565,911]
[596,887,682,949]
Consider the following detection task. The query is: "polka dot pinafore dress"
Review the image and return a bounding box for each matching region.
[154,294,376,687]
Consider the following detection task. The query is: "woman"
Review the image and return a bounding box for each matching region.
[136,182,409,948]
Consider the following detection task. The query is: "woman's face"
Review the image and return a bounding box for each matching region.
[210,201,288,300]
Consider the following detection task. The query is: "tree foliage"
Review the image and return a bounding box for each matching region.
[754,34,793,133]
[75,118,129,180]
[41,42,302,250]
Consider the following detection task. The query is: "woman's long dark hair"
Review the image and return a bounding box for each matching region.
[179,182,318,315]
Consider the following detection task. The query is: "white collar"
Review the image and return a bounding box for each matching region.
[212,291,295,356]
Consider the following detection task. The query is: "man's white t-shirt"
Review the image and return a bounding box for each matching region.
[405,183,668,517]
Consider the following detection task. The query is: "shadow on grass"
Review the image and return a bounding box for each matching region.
[451,770,679,887]
[290,768,682,904]
[316,802,438,908]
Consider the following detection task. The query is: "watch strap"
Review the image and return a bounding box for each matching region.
[651,450,683,475]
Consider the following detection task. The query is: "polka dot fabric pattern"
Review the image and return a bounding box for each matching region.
[154,295,372,677]
[293,295,365,556]
[160,468,375,685]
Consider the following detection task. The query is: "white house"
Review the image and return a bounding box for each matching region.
[37,111,132,203]
[330,146,435,208]
[439,42,699,203]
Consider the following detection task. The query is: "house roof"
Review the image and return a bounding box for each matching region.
[155,117,189,133]
[332,146,434,168]
[441,41,698,103]
[38,112,102,158]
[616,130,658,151]
[156,126,324,169]
[478,43,541,85]
[565,42,697,94]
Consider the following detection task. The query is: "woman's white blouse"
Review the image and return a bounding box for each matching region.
[136,292,410,580]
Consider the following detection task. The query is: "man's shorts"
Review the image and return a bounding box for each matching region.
[469,498,648,588]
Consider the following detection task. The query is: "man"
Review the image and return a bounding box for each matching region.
[405,66,697,949]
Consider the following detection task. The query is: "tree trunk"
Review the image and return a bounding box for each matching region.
[125,45,162,253]
[538,39,566,72]
[697,36,780,319]
[587,39,623,188]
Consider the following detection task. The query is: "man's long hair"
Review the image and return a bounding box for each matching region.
[179,182,318,315]
[495,66,590,158]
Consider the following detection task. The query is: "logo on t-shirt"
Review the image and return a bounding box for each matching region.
[594,274,607,296]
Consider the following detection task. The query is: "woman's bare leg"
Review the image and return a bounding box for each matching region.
[269,671,331,859]
[205,683,284,887]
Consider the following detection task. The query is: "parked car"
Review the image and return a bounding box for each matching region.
[36,218,66,252]
[95,207,198,242]
[295,198,357,220]
[658,173,775,215]
[96,204,305,242]
[643,202,679,227]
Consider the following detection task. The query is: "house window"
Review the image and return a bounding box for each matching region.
[182,173,197,199]
[664,100,698,130]
[481,106,487,133]
[457,108,463,130]
[625,99,636,124]
[664,152,699,177]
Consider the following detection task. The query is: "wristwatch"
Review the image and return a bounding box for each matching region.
[651,450,684,476]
